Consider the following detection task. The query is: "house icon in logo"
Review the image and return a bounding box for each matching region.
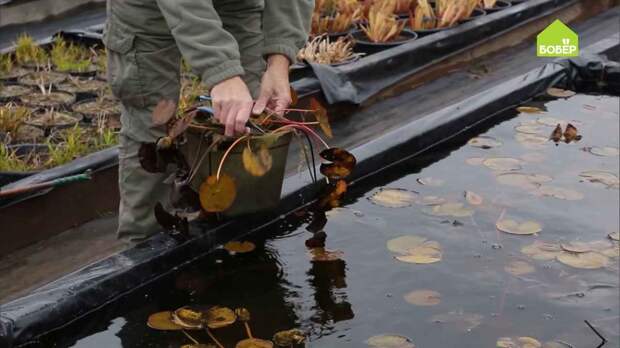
[537,19,579,57]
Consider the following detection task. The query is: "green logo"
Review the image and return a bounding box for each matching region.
[537,19,579,57]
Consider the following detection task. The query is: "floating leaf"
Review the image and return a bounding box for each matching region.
[547,87,576,98]
[521,241,563,261]
[403,290,441,306]
[152,99,178,126]
[560,241,593,253]
[273,329,305,346]
[515,124,543,135]
[235,338,274,348]
[497,219,541,235]
[579,170,619,189]
[519,153,546,163]
[496,173,552,191]
[309,248,344,262]
[549,124,563,142]
[556,251,609,269]
[465,191,483,205]
[515,133,548,147]
[417,177,444,186]
[537,117,565,127]
[465,157,485,166]
[394,240,442,264]
[417,195,446,206]
[517,106,544,114]
[387,235,427,255]
[224,241,256,254]
[468,136,502,149]
[430,311,483,332]
[172,307,205,329]
[497,336,542,348]
[147,311,184,331]
[535,185,584,201]
[425,203,474,217]
[563,123,580,143]
[235,308,251,322]
[505,260,535,276]
[242,143,273,177]
[483,158,522,171]
[369,188,417,208]
[588,146,619,157]
[205,306,237,329]
[310,97,332,138]
[320,148,356,179]
[365,334,416,348]
[199,174,237,212]
[609,231,619,241]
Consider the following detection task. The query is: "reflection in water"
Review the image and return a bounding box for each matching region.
[308,258,354,330]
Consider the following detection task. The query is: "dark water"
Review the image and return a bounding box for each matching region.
[41,93,619,348]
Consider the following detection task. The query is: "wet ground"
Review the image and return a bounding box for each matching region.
[34,91,620,348]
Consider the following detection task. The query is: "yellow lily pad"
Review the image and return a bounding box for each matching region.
[369,188,417,208]
[403,289,441,306]
[365,334,416,348]
[504,260,535,276]
[235,338,274,348]
[483,158,522,171]
[205,306,237,329]
[468,136,502,149]
[497,219,542,235]
[147,311,184,331]
[224,241,256,254]
[496,173,552,191]
[556,251,609,269]
[199,174,237,212]
[535,185,584,201]
[560,242,593,253]
[521,241,563,261]
[417,195,446,206]
[537,117,566,127]
[273,329,305,346]
[547,87,576,98]
[395,240,442,264]
[242,143,273,177]
[517,106,544,114]
[172,307,204,329]
[515,133,549,147]
[425,202,474,217]
[515,124,544,135]
[589,146,619,157]
[386,235,427,255]
[497,336,542,348]
[416,177,444,186]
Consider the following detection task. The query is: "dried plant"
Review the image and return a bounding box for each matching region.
[336,0,363,16]
[438,0,478,28]
[297,36,363,64]
[0,103,31,134]
[311,9,360,35]
[411,0,478,29]
[480,0,498,9]
[361,11,406,43]
[410,0,436,30]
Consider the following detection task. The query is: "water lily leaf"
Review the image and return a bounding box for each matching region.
[519,153,546,163]
[609,231,619,241]
[365,334,416,348]
[310,97,332,138]
[465,191,483,205]
[224,241,256,254]
[369,188,417,208]
[549,124,563,142]
[537,117,566,127]
[563,123,580,143]
[468,136,502,149]
[560,241,594,253]
[535,185,584,201]
[579,170,619,189]
[483,158,522,171]
[521,241,563,260]
[242,143,273,177]
[547,87,576,98]
[588,146,619,157]
[515,133,548,148]
[387,235,427,255]
[394,240,442,264]
[430,311,483,332]
[403,289,441,306]
[556,251,609,269]
[199,175,236,212]
[505,260,535,276]
[235,308,251,322]
[320,163,352,179]
[206,306,237,329]
[497,219,541,235]
[320,148,356,179]
[417,177,444,186]
[172,307,205,329]
[235,338,274,348]
[273,329,305,346]
[152,99,178,126]
[517,106,544,114]
[147,311,184,330]
[515,124,544,135]
[496,173,552,191]
[309,248,344,262]
[425,203,474,217]
[465,157,486,166]
[497,336,542,348]
[417,195,446,206]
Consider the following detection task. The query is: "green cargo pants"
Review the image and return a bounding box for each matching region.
[105,1,267,241]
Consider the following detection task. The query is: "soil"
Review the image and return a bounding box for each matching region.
[25,110,81,129]
[73,98,121,119]
[57,78,107,95]
[18,71,67,87]
[0,84,32,101]
[0,67,31,81]
[12,124,45,144]
[19,91,76,109]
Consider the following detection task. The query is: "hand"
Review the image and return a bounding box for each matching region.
[210,76,253,136]
[252,54,292,116]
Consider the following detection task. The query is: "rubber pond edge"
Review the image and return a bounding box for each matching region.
[292,0,579,102]
[0,0,583,194]
[1,34,619,348]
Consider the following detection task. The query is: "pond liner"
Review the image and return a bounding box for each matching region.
[291,0,579,103]
[1,34,618,348]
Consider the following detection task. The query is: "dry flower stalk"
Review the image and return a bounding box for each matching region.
[297,36,363,64]
[361,10,406,43]
[480,0,498,9]
[311,9,360,34]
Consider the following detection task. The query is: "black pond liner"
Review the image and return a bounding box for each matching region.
[0,32,618,348]
[352,29,418,55]
[480,0,512,14]
[292,0,580,103]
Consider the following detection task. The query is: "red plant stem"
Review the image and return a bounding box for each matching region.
[216,135,248,180]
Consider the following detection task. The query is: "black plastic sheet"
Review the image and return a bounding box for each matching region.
[1,30,618,348]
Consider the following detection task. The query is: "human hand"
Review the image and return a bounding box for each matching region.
[252,54,292,116]
[210,76,253,136]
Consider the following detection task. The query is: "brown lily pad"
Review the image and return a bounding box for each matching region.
[365,334,416,348]
[199,174,237,212]
[147,311,184,331]
[369,188,416,208]
[224,241,256,254]
[497,219,541,235]
[403,289,441,306]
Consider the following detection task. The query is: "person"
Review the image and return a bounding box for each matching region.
[104,0,313,242]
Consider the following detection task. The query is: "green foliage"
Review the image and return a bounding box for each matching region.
[46,125,90,166]
[93,48,107,73]
[0,143,46,172]
[51,36,92,72]
[94,127,118,150]
[0,103,31,134]
[0,54,14,74]
[14,34,48,66]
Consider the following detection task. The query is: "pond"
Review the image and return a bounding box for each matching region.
[37,91,619,348]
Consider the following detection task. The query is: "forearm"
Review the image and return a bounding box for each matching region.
[262,0,314,64]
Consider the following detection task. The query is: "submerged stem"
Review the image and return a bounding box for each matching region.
[181,330,200,345]
[206,328,225,348]
[244,322,253,339]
